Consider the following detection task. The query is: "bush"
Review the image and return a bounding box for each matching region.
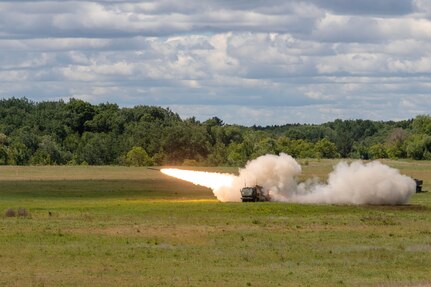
[5,208,16,217]
[406,134,431,160]
[125,146,153,166]
[17,207,29,217]
[368,144,388,159]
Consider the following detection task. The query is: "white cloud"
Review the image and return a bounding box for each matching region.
[414,0,431,16]
[0,0,430,125]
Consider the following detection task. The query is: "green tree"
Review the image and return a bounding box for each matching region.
[65,99,95,135]
[368,144,388,159]
[314,138,339,158]
[277,137,315,158]
[31,101,69,142]
[251,137,278,158]
[207,142,227,166]
[204,117,225,146]
[330,120,354,157]
[385,128,407,159]
[0,98,34,134]
[223,125,244,145]
[30,136,66,165]
[77,132,118,165]
[226,142,249,166]
[412,115,431,135]
[162,123,210,164]
[406,134,431,160]
[0,133,8,164]
[277,136,295,156]
[85,103,123,133]
[8,142,30,165]
[296,140,316,158]
[125,146,153,166]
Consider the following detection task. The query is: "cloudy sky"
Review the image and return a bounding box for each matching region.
[1,0,430,125]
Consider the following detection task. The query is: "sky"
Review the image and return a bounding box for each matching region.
[0,0,430,126]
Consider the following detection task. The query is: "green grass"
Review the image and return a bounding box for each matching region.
[0,161,430,286]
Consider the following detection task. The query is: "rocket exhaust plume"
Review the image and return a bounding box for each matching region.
[161,153,416,205]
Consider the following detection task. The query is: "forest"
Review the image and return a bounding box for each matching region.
[0,98,430,166]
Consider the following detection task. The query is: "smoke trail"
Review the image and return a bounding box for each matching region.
[290,160,416,205]
[162,153,416,205]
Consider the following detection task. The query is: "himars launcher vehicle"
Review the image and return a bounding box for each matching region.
[415,179,424,193]
[240,185,270,202]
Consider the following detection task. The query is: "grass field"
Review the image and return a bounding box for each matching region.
[0,160,430,286]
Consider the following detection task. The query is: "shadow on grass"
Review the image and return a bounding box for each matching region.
[0,179,215,200]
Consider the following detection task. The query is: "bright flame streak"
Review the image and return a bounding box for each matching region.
[161,168,235,190]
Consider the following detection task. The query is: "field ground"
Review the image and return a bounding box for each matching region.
[0,160,430,286]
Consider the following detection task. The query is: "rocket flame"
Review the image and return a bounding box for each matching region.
[161,168,242,201]
[161,169,235,190]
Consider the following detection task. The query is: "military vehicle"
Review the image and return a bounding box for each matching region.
[240,185,270,202]
[415,179,424,193]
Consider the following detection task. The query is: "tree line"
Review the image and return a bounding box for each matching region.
[0,98,430,166]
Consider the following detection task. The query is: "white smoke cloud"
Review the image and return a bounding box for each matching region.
[221,153,302,202]
[162,153,416,205]
[291,160,416,204]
